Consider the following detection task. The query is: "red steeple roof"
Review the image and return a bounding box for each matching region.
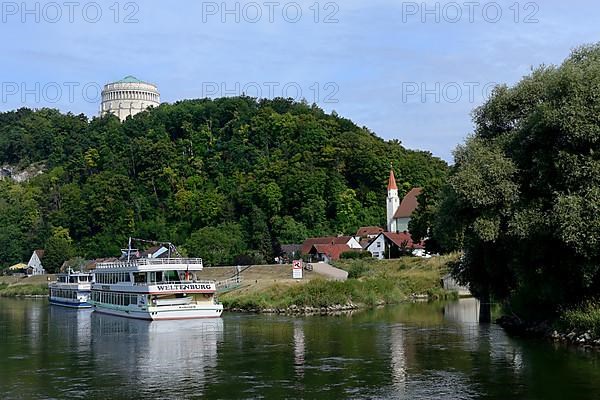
[388,168,398,190]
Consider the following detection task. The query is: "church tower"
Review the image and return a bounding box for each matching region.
[387,168,400,232]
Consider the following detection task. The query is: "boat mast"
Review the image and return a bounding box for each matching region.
[127,236,132,262]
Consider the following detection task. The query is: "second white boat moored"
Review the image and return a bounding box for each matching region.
[49,270,94,309]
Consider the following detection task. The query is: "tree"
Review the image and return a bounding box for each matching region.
[272,216,309,245]
[335,189,361,234]
[433,44,600,318]
[44,227,75,273]
[186,223,246,266]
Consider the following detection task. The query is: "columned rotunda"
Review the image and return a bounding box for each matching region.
[100,76,160,121]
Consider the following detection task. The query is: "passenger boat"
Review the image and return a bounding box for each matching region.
[48,270,94,308]
[89,239,223,320]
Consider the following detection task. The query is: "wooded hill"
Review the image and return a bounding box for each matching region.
[0,97,447,271]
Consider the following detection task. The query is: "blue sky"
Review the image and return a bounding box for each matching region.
[0,0,598,161]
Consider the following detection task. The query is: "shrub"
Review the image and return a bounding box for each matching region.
[340,251,371,260]
[559,301,600,337]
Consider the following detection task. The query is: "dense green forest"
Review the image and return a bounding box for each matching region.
[411,44,600,319]
[0,97,447,271]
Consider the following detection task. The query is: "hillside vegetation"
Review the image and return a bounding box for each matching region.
[0,97,447,271]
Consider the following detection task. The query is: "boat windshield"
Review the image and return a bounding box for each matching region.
[132,270,197,285]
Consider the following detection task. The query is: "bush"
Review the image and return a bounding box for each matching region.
[340,251,371,260]
[559,301,600,337]
[347,261,370,279]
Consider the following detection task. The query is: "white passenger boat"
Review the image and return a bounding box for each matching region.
[90,239,223,320]
[49,270,94,308]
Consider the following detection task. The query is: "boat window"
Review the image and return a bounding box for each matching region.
[134,273,146,284]
[164,270,178,282]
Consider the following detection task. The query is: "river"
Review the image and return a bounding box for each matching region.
[1,298,599,399]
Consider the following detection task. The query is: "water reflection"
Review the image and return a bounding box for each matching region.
[48,306,92,349]
[443,297,480,324]
[293,320,305,379]
[389,324,407,396]
[90,313,223,397]
[2,299,600,399]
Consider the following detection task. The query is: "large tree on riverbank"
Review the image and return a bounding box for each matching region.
[431,44,600,317]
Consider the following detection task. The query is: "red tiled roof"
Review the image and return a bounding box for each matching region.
[388,169,398,190]
[332,236,354,245]
[356,226,384,237]
[310,244,352,260]
[381,232,424,249]
[394,188,423,219]
[301,236,353,254]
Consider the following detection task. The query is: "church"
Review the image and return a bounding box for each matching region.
[386,169,422,233]
[363,170,424,260]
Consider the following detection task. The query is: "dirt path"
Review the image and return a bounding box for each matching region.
[310,263,348,281]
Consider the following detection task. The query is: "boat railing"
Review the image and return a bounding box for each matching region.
[96,258,204,269]
[132,280,216,286]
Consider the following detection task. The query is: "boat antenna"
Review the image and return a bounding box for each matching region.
[127,237,132,262]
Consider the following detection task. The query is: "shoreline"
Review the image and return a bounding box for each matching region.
[224,292,457,315]
[497,315,600,351]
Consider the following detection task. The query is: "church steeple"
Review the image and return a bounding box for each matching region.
[387,168,398,191]
[386,166,400,232]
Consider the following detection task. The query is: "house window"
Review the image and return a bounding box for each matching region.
[377,242,381,248]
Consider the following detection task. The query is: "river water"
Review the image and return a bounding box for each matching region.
[1,298,599,399]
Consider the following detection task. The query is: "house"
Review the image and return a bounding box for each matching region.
[355,226,384,239]
[366,232,424,260]
[26,250,46,276]
[355,226,385,249]
[301,236,361,256]
[308,244,354,263]
[386,168,422,233]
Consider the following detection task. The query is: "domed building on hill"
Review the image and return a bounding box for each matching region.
[100,76,160,121]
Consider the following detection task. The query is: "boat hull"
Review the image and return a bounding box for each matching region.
[92,304,223,321]
[49,298,92,309]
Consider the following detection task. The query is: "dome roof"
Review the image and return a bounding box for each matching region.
[116,75,145,84]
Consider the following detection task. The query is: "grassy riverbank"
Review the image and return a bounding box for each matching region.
[0,283,48,297]
[220,255,459,312]
[558,301,600,337]
[0,276,50,297]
